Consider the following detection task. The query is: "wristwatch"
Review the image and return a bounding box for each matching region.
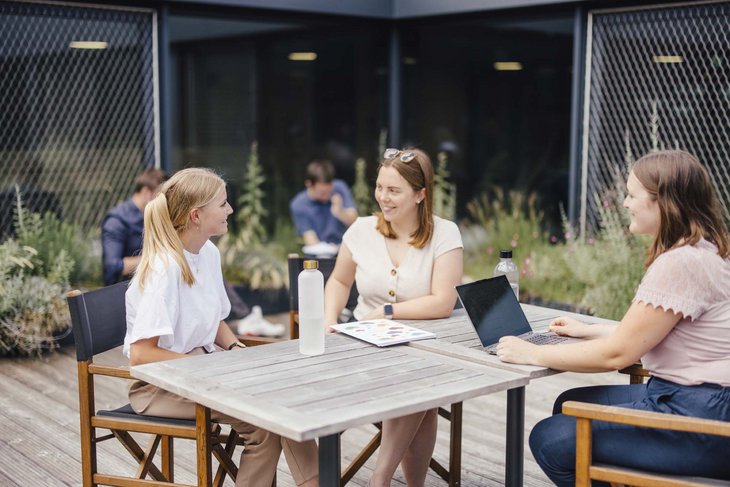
[383,303,394,320]
[227,340,246,350]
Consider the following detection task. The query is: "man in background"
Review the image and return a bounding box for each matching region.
[102,167,284,336]
[290,159,357,246]
[101,168,166,286]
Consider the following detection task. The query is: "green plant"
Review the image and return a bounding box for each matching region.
[463,188,546,281]
[523,136,647,319]
[0,238,72,357]
[461,183,645,319]
[15,205,98,285]
[352,157,372,216]
[526,196,647,320]
[236,142,267,246]
[217,142,288,290]
[378,128,388,161]
[433,151,457,221]
[0,191,105,356]
[218,216,296,290]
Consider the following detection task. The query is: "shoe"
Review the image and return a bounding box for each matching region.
[234,306,286,337]
[337,308,353,324]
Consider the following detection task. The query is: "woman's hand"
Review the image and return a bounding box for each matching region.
[548,316,594,338]
[495,336,540,365]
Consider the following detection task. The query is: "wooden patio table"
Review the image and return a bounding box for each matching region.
[403,304,619,487]
[131,332,530,487]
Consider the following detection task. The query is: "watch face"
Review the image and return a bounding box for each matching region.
[384,304,393,316]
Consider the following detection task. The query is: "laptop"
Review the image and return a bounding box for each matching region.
[456,275,579,354]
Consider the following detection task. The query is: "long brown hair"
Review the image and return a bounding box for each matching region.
[136,168,225,289]
[632,150,729,267]
[375,148,434,248]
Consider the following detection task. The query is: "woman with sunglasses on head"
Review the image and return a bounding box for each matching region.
[324,148,464,487]
[498,150,730,485]
[124,168,319,487]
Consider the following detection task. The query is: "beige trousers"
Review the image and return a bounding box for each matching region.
[128,352,318,487]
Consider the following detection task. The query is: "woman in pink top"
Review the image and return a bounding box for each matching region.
[498,150,730,484]
[324,148,463,487]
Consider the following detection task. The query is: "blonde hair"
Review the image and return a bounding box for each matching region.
[375,148,434,249]
[136,167,225,289]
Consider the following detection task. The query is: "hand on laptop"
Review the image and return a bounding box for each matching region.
[549,316,616,340]
[495,336,539,365]
[548,316,591,337]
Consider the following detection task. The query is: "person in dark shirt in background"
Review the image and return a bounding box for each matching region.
[289,159,357,246]
[102,168,166,286]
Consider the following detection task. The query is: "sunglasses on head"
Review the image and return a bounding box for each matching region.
[383,148,416,163]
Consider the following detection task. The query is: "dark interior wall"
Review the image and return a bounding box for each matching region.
[168,14,390,228]
[166,3,577,232]
[400,14,574,227]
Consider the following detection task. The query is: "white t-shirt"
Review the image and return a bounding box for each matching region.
[123,240,231,357]
[343,215,463,320]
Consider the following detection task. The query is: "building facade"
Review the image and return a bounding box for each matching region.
[1,0,727,235]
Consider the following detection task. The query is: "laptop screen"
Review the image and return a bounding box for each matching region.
[456,275,532,347]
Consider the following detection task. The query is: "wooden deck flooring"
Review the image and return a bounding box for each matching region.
[0,343,624,486]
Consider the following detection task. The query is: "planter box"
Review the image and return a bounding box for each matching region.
[233,285,289,315]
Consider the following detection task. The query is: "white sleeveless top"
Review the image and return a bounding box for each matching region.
[343,215,463,320]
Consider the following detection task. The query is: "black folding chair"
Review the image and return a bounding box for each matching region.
[68,282,240,487]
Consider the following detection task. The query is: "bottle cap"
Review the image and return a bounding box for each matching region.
[303,260,319,269]
[499,250,513,259]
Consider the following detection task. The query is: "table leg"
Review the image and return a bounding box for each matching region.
[506,386,525,487]
[319,434,341,487]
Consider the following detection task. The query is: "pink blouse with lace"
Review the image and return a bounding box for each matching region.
[634,238,730,387]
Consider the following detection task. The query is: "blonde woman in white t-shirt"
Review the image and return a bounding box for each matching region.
[498,150,730,484]
[325,148,463,487]
[125,168,319,487]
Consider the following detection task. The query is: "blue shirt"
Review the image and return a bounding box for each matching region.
[289,179,356,244]
[101,198,143,285]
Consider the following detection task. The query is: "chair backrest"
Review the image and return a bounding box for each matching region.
[67,281,129,361]
[288,254,358,312]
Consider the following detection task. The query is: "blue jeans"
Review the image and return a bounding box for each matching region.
[529,377,730,486]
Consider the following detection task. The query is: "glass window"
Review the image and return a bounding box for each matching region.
[169,12,389,228]
[400,13,574,229]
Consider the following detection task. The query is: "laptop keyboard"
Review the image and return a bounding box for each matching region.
[484,333,569,354]
[525,333,570,345]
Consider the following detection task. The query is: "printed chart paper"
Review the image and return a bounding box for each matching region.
[331,320,435,347]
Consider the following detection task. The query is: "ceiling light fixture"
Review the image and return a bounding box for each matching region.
[653,55,683,64]
[288,52,317,61]
[69,41,108,49]
[494,61,522,71]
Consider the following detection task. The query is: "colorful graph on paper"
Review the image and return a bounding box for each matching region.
[331,320,436,347]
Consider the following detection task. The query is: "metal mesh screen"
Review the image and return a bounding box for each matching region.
[581,1,730,234]
[0,0,157,237]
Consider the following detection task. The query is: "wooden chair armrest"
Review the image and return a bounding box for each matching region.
[562,401,730,437]
[89,363,133,379]
[618,363,650,377]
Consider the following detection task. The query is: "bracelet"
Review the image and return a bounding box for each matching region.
[227,341,246,350]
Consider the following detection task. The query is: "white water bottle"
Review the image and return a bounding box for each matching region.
[494,249,519,301]
[298,260,325,356]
